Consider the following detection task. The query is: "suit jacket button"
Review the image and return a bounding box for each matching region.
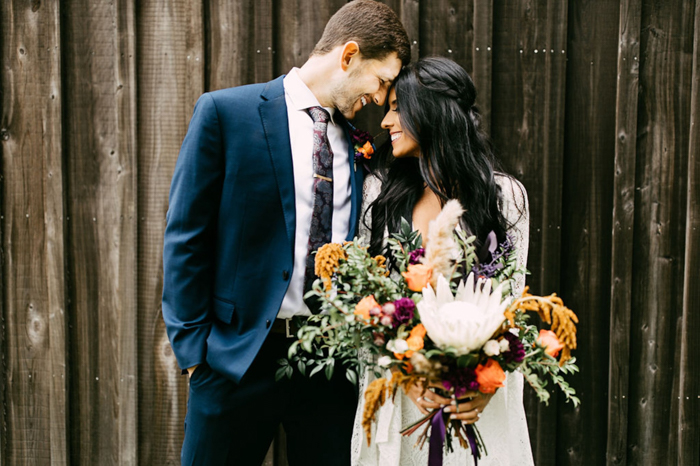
[282,270,290,281]
[266,319,271,328]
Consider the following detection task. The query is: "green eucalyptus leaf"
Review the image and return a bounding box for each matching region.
[309,363,325,378]
[275,366,288,382]
[325,359,335,381]
[346,369,357,385]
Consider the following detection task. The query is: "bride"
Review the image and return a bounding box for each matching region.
[352,57,535,466]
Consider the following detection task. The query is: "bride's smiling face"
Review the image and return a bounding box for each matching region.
[381,88,420,158]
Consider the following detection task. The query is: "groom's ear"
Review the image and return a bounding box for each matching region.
[340,41,361,71]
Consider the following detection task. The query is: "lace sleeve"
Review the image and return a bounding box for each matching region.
[496,174,530,297]
[358,174,382,245]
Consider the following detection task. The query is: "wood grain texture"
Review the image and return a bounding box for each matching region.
[472,0,493,134]
[136,1,204,464]
[400,0,420,63]
[420,0,473,71]
[491,1,568,464]
[0,1,68,464]
[62,0,138,463]
[208,0,274,90]
[273,0,345,76]
[678,1,700,464]
[559,1,621,464]
[607,1,642,464]
[628,0,696,463]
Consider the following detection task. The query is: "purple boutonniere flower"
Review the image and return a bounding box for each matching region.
[349,126,375,163]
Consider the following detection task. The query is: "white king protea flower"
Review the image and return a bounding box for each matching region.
[417,273,510,356]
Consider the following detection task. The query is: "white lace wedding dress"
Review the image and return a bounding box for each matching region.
[351,174,535,466]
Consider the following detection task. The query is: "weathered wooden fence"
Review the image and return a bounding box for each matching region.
[1,0,698,464]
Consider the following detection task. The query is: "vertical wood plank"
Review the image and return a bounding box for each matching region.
[472,0,493,134]
[678,1,700,464]
[273,0,346,77]
[559,0,621,464]
[491,1,568,464]
[419,0,473,71]
[628,0,696,463]
[401,0,420,63]
[63,0,138,463]
[0,1,68,464]
[208,0,274,90]
[607,0,642,464]
[136,1,205,465]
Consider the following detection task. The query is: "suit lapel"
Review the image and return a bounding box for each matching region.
[259,76,296,254]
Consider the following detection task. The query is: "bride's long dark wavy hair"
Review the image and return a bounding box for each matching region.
[367,57,512,256]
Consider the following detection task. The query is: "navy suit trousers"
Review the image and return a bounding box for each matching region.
[181,333,358,465]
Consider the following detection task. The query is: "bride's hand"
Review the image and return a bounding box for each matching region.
[406,380,452,415]
[443,391,495,424]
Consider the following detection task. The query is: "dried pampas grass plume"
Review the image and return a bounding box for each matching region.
[424,200,464,288]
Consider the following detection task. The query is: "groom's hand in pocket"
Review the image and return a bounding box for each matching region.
[187,365,199,378]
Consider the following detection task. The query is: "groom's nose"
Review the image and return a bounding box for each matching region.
[373,88,388,106]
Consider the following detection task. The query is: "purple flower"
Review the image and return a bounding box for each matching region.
[442,367,480,398]
[350,128,373,144]
[502,331,525,364]
[472,233,516,279]
[393,298,416,327]
[408,248,425,265]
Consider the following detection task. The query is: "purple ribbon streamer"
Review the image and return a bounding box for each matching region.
[465,424,479,466]
[428,408,446,466]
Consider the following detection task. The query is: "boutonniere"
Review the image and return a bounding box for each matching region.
[349,125,375,164]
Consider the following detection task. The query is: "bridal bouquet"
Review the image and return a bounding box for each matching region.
[280,200,580,465]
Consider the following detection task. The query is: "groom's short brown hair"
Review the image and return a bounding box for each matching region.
[312,0,410,65]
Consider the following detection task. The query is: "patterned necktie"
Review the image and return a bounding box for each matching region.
[303,106,334,313]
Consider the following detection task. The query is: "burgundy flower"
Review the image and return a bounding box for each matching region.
[408,248,425,265]
[502,331,525,364]
[350,128,372,144]
[393,298,416,327]
[442,367,480,398]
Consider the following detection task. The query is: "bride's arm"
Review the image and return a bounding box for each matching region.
[358,174,382,244]
[496,174,530,297]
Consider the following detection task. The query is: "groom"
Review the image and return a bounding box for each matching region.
[162,1,409,464]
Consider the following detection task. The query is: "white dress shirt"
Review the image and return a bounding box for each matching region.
[277,68,352,318]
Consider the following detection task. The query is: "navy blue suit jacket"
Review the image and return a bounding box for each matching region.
[162,76,364,383]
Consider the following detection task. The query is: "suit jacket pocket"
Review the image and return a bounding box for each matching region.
[212,297,236,325]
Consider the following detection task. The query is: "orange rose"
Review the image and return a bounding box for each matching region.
[475,359,506,394]
[409,323,426,339]
[398,325,428,359]
[360,141,374,159]
[402,264,433,292]
[537,329,564,357]
[354,295,380,321]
